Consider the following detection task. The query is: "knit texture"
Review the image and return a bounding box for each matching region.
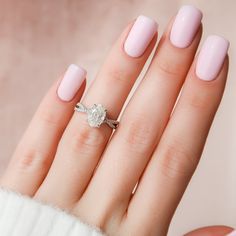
[0,188,105,236]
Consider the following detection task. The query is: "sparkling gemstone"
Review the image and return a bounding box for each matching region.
[87,104,106,127]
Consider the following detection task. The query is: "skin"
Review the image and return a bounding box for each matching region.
[0,13,233,236]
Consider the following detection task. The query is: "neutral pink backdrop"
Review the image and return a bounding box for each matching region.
[0,0,235,235]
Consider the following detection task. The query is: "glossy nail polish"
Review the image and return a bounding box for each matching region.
[170,5,202,48]
[124,15,158,57]
[196,35,229,81]
[57,64,86,102]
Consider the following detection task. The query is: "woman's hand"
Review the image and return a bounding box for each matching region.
[0,5,231,236]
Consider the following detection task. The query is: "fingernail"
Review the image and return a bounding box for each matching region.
[196,35,229,81]
[227,230,236,236]
[124,15,158,57]
[57,64,86,102]
[170,5,202,48]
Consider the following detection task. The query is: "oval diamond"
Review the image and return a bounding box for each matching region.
[87,104,106,127]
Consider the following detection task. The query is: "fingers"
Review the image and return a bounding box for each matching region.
[0,65,86,195]
[35,16,158,207]
[128,37,229,234]
[74,6,202,228]
[185,226,234,236]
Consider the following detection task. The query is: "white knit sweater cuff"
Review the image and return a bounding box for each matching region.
[0,188,105,236]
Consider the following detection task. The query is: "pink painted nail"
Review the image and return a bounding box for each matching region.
[196,35,229,81]
[227,230,236,236]
[57,64,86,102]
[124,15,158,57]
[170,5,202,48]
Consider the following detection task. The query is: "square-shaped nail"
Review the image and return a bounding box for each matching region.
[57,64,86,102]
[124,15,158,58]
[170,5,202,48]
[196,35,229,81]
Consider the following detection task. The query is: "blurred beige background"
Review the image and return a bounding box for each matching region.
[0,0,235,235]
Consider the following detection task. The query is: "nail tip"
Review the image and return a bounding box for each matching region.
[137,15,158,29]
[180,4,203,16]
[69,64,87,76]
[207,35,229,43]
[207,35,230,52]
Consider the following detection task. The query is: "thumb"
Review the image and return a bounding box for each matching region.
[184,226,234,236]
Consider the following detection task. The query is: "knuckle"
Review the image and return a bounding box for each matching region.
[155,59,186,78]
[105,67,129,84]
[15,147,52,172]
[70,123,106,153]
[187,92,211,110]
[159,139,197,179]
[37,107,60,127]
[123,116,153,154]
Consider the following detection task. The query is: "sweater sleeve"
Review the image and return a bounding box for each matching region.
[0,188,105,236]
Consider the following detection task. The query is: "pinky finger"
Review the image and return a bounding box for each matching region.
[0,64,86,196]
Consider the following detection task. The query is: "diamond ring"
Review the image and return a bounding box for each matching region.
[74,103,119,129]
